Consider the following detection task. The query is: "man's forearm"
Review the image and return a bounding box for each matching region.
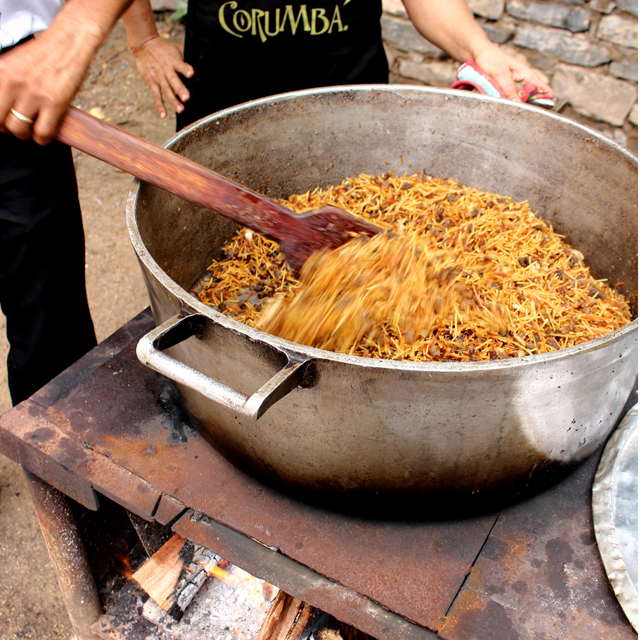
[0,0,135,142]
[400,0,553,100]
[401,0,494,63]
[122,0,160,52]
[33,0,136,78]
[50,0,136,51]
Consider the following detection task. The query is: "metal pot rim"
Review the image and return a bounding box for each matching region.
[153,84,640,164]
[127,85,638,373]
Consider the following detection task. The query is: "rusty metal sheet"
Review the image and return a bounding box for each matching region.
[154,494,186,526]
[173,510,437,640]
[0,400,161,518]
[438,453,637,640]
[0,405,99,510]
[87,474,159,520]
[30,309,156,410]
[39,330,497,631]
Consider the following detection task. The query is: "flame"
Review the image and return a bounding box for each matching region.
[201,560,274,607]
[115,553,133,580]
[206,564,232,582]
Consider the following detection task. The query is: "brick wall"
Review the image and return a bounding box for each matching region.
[383,0,638,153]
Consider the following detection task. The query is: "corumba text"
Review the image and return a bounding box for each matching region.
[219,2,349,41]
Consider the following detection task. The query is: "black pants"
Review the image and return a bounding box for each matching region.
[0,134,97,405]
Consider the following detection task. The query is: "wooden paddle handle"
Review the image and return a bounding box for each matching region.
[56,107,297,239]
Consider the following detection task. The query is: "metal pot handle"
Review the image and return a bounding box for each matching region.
[136,314,313,420]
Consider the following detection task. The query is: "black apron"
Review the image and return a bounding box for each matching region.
[177,0,388,129]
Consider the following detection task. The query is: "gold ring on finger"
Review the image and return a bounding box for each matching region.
[10,108,34,125]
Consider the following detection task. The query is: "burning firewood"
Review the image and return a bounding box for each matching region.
[257,591,314,640]
[132,533,375,637]
[257,590,374,640]
[131,533,220,620]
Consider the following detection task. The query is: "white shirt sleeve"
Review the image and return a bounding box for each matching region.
[0,0,63,50]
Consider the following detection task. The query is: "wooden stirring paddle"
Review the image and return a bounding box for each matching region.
[56,107,380,276]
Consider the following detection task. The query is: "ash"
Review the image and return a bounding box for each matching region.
[97,573,172,640]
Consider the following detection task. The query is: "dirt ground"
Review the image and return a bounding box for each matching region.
[0,17,185,640]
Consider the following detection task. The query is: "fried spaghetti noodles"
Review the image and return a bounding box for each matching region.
[194,172,631,361]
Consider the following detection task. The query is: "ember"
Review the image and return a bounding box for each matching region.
[194,171,631,361]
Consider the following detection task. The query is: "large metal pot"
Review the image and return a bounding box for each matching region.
[127,87,637,509]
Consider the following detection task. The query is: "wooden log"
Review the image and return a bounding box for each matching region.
[257,588,376,640]
[134,535,373,636]
[336,627,376,640]
[131,533,220,620]
[132,533,187,612]
[256,590,314,640]
[171,544,220,618]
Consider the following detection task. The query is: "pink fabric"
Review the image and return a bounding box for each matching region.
[452,59,557,109]
[451,59,506,98]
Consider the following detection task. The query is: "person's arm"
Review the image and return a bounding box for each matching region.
[122,0,194,118]
[0,0,134,144]
[401,0,551,100]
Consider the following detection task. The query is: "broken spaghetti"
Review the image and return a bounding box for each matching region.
[194,172,631,361]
